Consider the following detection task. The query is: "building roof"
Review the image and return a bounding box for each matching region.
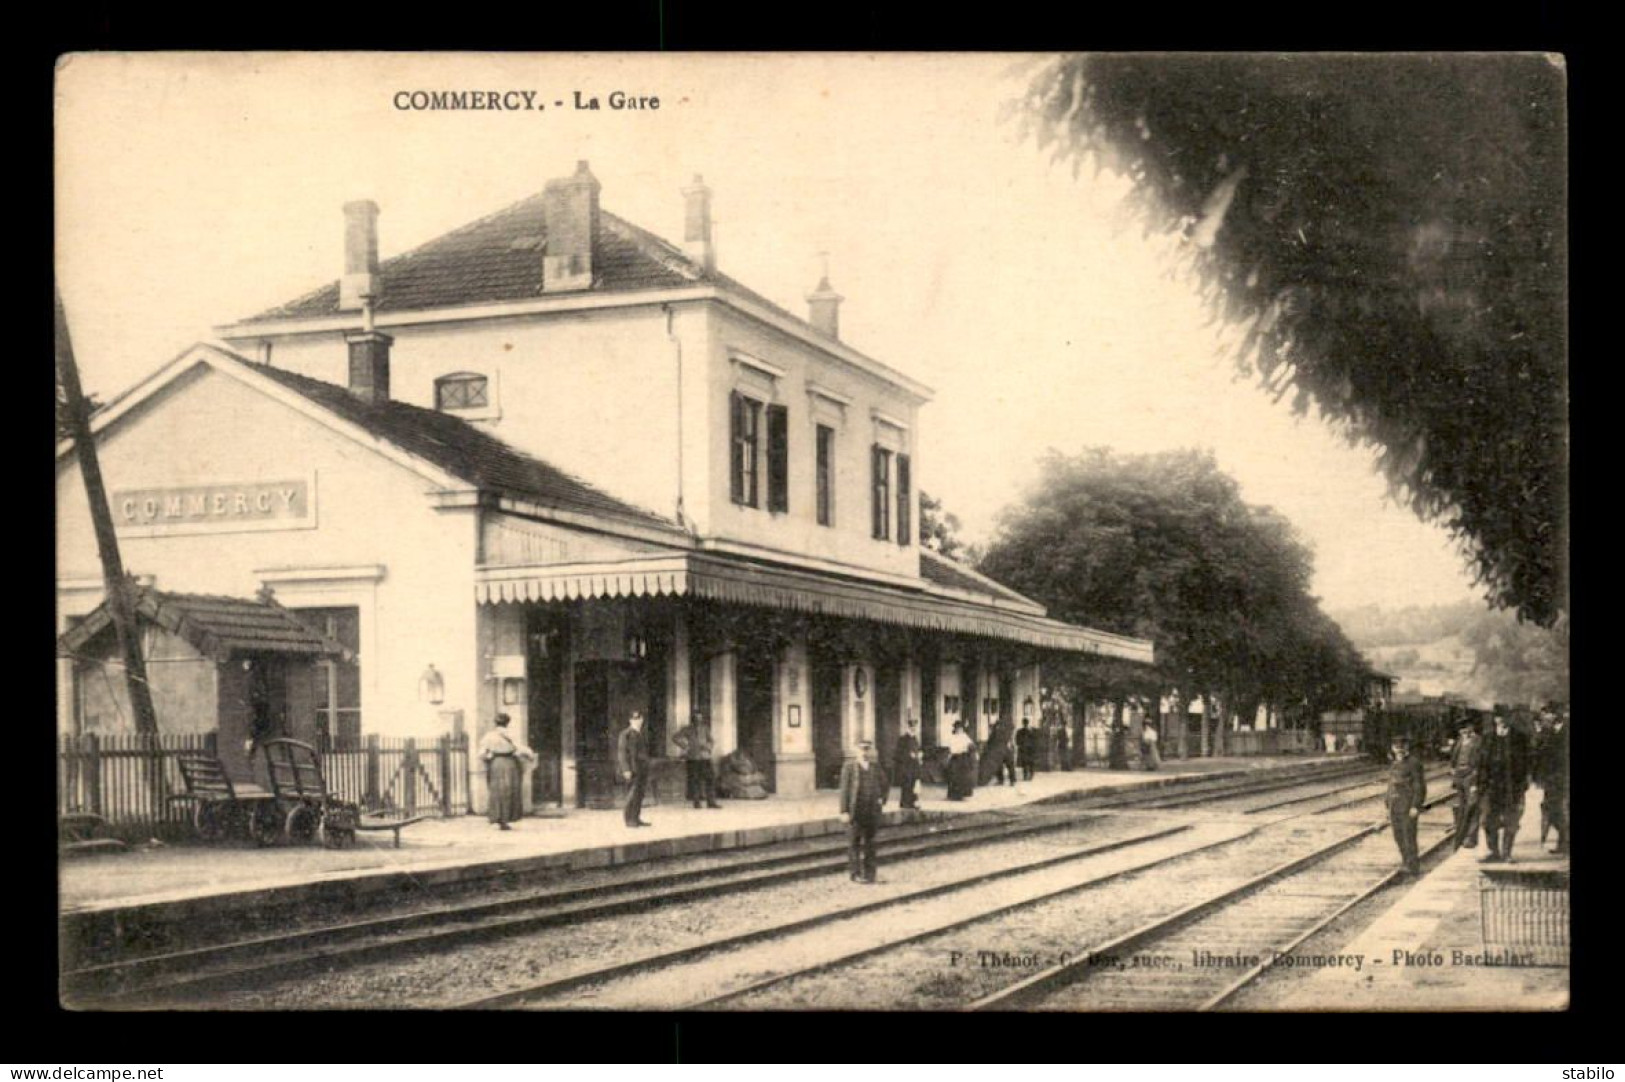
[246,196,824,339]
[918,549,1043,609]
[249,364,680,532]
[57,588,349,664]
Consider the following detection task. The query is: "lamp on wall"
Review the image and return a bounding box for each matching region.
[418,663,445,705]
[625,632,648,660]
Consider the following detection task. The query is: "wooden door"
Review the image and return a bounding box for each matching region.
[737,651,775,792]
[527,612,566,805]
[811,656,844,789]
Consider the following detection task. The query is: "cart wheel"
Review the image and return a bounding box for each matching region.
[285,804,321,845]
[193,801,227,842]
[248,802,282,847]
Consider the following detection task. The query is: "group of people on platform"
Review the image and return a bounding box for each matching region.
[1382,705,1569,877]
[1443,706,1568,864]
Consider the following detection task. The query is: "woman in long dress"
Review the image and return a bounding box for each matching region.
[1142,722,1161,771]
[480,713,536,829]
[947,721,976,800]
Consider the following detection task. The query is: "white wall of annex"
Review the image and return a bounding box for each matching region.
[55,363,479,739]
[247,304,688,526]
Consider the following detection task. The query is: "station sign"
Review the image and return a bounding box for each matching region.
[110,475,317,537]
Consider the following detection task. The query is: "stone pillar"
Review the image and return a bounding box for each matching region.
[560,613,579,806]
[667,609,691,756]
[710,650,738,756]
[842,661,875,751]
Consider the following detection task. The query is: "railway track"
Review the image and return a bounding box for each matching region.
[65,760,1421,1010]
[65,802,1141,1006]
[477,791,1454,1010]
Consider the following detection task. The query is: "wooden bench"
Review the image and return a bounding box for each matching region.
[353,813,429,848]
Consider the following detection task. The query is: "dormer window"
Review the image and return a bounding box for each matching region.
[436,372,489,411]
[432,371,501,420]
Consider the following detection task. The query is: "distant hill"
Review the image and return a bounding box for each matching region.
[1329,601,1568,708]
[1327,600,1486,650]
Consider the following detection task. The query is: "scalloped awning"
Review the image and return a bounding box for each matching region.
[475,554,1154,663]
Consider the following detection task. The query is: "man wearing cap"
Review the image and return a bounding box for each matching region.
[617,710,652,828]
[1477,713,1531,863]
[1386,734,1426,876]
[1448,716,1483,850]
[673,709,722,809]
[892,717,923,810]
[839,739,889,883]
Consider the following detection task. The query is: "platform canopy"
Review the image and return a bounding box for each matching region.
[476,552,1155,663]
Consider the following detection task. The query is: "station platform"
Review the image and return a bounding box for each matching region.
[1294,789,1570,1010]
[60,754,1332,920]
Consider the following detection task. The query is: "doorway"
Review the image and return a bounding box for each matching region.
[811,656,844,789]
[573,651,666,808]
[737,651,775,792]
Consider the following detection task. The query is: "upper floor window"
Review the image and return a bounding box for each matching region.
[896,453,912,546]
[871,445,892,540]
[816,424,835,527]
[435,372,489,411]
[766,405,789,513]
[730,391,762,507]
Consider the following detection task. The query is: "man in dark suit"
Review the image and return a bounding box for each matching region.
[839,739,888,883]
[1386,734,1426,876]
[1448,717,1483,850]
[1479,713,1531,862]
[1015,718,1037,780]
[892,717,923,810]
[617,710,652,828]
[1537,709,1568,855]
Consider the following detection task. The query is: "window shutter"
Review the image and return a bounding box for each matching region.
[767,404,789,512]
[729,391,745,505]
[871,444,891,540]
[897,453,912,546]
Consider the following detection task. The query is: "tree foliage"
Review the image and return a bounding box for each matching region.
[978,448,1368,718]
[919,489,979,563]
[1018,54,1567,627]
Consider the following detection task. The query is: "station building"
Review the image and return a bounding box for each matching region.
[56,162,1154,812]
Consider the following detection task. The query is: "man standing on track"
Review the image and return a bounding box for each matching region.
[1448,716,1483,850]
[617,710,652,828]
[840,738,888,883]
[1386,734,1426,877]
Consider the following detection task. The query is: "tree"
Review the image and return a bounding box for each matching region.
[56,290,160,737]
[919,489,978,563]
[1017,54,1567,627]
[978,448,1367,752]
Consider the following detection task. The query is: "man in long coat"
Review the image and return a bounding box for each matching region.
[1015,719,1037,780]
[980,715,1016,786]
[1386,734,1426,876]
[1448,717,1483,850]
[1478,713,1531,863]
[617,710,652,828]
[892,717,923,810]
[839,739,889,883]
[1537,710,1568,855]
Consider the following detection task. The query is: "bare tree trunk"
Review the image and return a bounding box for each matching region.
[56,291,159,740]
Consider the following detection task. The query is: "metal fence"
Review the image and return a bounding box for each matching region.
[58,731,470,839]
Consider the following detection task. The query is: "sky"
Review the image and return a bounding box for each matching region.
[54,52,1487,614]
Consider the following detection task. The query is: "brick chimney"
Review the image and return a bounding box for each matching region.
[345,329,392,405]
[340,200,381,310]
[806,263,843,340]
[543,160,601,293]
[682,175,715,273]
